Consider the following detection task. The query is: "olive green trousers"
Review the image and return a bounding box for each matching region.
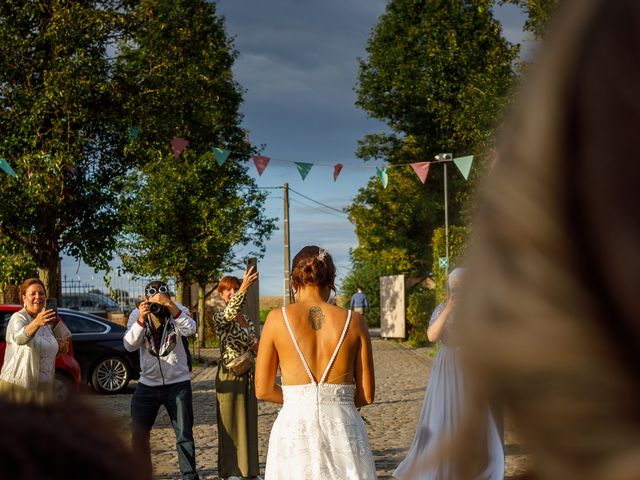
[215,365,260,478]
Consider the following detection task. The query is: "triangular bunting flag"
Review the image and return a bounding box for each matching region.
[252,155,270,176]
[453,155,474,180]
[0,158,17,177]
[212,147,231,166]
[333,163,343,182]
[376,166,388,188]
[410,162,431,183]
[170,137,189,158]
[128,127,138,142]
[295,162,313,180]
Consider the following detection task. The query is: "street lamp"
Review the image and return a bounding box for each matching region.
[434,153,452,276]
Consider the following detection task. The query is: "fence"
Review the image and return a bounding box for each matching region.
[61,275,176,310]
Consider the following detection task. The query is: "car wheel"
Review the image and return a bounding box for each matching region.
[53,373,75,401]
[91,356,130,394]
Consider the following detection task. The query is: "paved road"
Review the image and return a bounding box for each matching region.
[83,339,527,479]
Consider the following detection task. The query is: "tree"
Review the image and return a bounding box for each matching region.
[114,0,275,316]
[0,1,129,297]
[347,0,517,291]
[500,0,561,39]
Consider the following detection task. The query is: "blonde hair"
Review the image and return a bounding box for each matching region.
[459,1,640,479]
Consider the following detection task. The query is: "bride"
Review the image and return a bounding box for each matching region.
[255,245,377,479]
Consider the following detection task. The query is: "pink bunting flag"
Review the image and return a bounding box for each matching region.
[333,163,343,182]
[170,137,189,158]
[410,161,431,183]
[252,155,271,176]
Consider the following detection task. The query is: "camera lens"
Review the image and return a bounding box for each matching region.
[149,302,162,315]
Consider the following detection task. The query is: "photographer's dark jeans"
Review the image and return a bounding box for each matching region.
[131,380,199,480]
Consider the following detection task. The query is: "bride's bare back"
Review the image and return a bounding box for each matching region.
[256,300,374,407]
[255,246,375,407]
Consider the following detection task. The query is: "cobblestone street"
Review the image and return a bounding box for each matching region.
[83,338,527,479]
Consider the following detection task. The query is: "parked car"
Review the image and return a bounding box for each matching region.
[61,292,122,315]
[57,308,139,394]
[0,304,82,400]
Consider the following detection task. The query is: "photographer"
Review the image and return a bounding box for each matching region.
[123,281,199,480]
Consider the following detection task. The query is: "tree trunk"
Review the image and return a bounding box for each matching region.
[37,254,61,302]
[198,283,206,348]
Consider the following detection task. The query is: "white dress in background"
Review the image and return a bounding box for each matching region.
[265,308,377,480]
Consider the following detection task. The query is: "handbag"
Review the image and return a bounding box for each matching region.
[226,350,255,376]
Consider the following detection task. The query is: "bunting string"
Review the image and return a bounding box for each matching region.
[1,127,476,188]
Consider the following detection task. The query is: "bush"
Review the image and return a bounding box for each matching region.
[406,288,436,347]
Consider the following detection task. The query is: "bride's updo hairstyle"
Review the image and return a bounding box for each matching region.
[291,246,336,291]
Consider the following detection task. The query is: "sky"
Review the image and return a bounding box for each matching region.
[62,0,526,299]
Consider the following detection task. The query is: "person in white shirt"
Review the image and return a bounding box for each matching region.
[123,281,199,480]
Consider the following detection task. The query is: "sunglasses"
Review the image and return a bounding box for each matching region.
[145,285,170,297]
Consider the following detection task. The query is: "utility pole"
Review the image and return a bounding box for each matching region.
[283,183,293,305]
[434,153,453,277]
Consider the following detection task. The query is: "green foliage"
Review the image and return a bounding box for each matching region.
[115,0,276,287]
[406,287,436,346]
[347,0,518,293]
[347,167,453,275]
[356,0,518,157]
[432,225,469,303]
[0,237,36,288]
[500,0,561,39]
[0,1,130,294]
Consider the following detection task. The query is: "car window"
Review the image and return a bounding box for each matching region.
[0,312,12,340]
[59,313,108,334]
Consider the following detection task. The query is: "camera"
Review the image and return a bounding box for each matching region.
[148,302,171,319]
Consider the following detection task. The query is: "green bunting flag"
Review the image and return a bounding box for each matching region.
[453,155,474,180]
[376,166,388,188]
[295,162,313,180]
[0,158,17,177]
[212,147,231,166]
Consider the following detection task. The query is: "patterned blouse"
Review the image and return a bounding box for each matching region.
[212,290,257,368]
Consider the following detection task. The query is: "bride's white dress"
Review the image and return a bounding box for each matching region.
[264,308,377,479]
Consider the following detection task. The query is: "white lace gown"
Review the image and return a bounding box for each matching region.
[265,308,377,480]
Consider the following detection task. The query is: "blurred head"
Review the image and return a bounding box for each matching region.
[0,399,152,480]
[290,246,336,292]
[458,1,640,478]
[217,276,241,304]
[19,278,46,312]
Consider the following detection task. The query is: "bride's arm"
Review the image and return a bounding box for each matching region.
[255,310,283,404]
[353,312,375,408]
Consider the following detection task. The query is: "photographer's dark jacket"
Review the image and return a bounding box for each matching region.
[124,305,196,387]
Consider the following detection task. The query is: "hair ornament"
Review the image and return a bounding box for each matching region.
[317,247,328,263]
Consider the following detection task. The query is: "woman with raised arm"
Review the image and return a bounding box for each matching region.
[255,246,376,480]
[213,266,261,480]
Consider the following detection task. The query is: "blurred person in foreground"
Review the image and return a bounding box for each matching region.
[455,1,640,479]
[256,246,376,479]
[394,268,504,480]
[0,398,151,480]
[213,266,261,480]
[0,278,70,404]
[124,281,199,480]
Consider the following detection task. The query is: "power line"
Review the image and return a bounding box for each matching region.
[289,197,349,219]
[288,187,346,214]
